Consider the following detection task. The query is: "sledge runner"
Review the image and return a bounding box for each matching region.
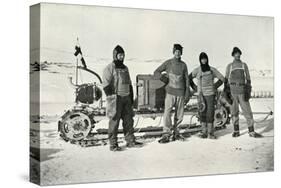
[189,52,225,139]
[102,45,143,151]
[154,44,190,143]
[224,47,262,138]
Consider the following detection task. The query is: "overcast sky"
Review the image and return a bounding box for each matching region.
[32,3,274,71]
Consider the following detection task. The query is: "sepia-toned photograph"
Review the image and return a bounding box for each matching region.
[30,3,274,186]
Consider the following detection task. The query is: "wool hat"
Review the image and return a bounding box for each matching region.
[231,47,242,56]
[173,44,183,54]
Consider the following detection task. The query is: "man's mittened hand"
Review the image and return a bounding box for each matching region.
[189,76,197,92]
[160,73,169,84]
[184,96,190,104]
[103,85,114,96]
[244,83,252,102]
[244,93,250,102]
[129,85,134,104]
[214,80,223,90]
[189,90,195,97]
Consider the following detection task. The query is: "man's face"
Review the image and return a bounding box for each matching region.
[174,50,182,59]
[233,53,241,61]
[117,53,125,61]
[200,58,208,65]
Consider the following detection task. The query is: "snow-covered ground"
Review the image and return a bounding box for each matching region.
[30,98,274,186]
[30,60,274,185]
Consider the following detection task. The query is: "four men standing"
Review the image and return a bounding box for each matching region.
[102,44,262,151]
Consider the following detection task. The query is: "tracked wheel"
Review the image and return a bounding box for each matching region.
[59,111,92,141]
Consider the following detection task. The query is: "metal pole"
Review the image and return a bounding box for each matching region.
[75,57,78,104]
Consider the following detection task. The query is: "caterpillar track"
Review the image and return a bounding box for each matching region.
[58,99,231,147]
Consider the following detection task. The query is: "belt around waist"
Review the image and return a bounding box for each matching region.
[230,83,245,86]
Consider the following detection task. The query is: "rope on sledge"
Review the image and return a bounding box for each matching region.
[253,111,273,124]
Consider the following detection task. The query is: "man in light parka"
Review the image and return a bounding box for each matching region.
[102,45,143,151]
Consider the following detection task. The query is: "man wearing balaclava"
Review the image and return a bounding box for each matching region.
[189,52,225,139]
[102,45,142,151]
[224,47,262,138]
[154,44,190,143]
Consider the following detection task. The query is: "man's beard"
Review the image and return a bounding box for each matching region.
[114,59,125,68]
[234,57,241,61]
[200,63,210,72]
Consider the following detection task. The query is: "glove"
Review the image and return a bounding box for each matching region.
[244,81,252,102]
[184,87,191,104]
[223,79,230,93]
[129,85,136,116]
[129,85,134,104]
[189,74,197,92]
[184,98,190,105]
[198,92,206,113]
[160,73,169,84]
[223,79,233,105]
[222,91,233,105]
[214,80,223,90]
[184,95,190,104]
[103,85,114,96]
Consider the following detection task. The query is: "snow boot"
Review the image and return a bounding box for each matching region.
[173,133,186,141]
[207,123,217,139]
[232,131,240,137]
[170,128,185,141]
[126,140,143,148]
[158,134,170,144]
[199,122,208,139]
[232,124,240,137]
[248,126,263,138]
[208,133,217,139]
[198,133,208,139]
[110,144,122,152]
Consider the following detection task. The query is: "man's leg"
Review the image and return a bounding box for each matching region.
[198,96,208,138]
[238,94,262,138]
[159,93,175,143]
[163,93,175,135]
[205,95,216,139]
[231,94,240,137]
[200,122,208,138]
[108,118,121,150]
[173,96,185,140]
[121,96,142,147]
[175,96,185,126]
[108,96,122,151]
